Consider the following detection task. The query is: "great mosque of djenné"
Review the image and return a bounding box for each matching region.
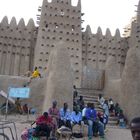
[0,0,140,122]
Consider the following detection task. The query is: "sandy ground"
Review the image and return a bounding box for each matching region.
[0,115,133,140]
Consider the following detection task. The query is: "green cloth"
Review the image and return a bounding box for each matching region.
[32,136,39,140]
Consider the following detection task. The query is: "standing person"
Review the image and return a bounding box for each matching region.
[103,100,109,130]
[108,98,114,113]
[59,103,72,129]
[73,85,78,98]
[73,85,78,110]
[90,103,104,138]
[98,94,105,107]
[85,103,97,140]
[130,117,140,140]
[77,96,85,111]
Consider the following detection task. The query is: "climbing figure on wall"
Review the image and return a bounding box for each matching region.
[31,67,41,79]
[24,67,42,86]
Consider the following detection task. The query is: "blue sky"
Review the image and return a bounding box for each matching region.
[0,0,139,35]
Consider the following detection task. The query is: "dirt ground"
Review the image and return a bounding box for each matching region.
[0,115,133,140]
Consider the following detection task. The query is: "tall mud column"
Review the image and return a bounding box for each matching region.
[43,42,73,111]
[121,46,140,121]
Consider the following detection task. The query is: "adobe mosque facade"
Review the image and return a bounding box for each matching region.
[0,0,140,121]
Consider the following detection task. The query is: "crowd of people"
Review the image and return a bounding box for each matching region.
[23,87,111,139]
[98,94,127,128]
[25,88,127,140]
[98,94,126,128]
[20,84,140,140]
[15,98,36,115]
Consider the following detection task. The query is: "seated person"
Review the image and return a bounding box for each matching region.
[48,100,59,119]
[70,106,82,126]
[59,103,71,129]
[108,98,114,113]
[48,100,59,135]
[30,107,37,115]
[97,112,104,124]
[34,112,54,138]
[73,102,77,111]
[114,103,121,116]
[23,104,29,114]
[118,110,126,128]
[15,98,23,114]
[82,104,88,125]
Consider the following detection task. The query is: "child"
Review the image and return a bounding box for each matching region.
[118,110,126,128]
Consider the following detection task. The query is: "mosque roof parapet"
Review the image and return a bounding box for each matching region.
[86,25,92,34]
[27,18,35,29]
[97,26,102,36]
[77,0,81,8]
[115,28,121,37]
[18,18,25,28]
[10,17,17,27]
[105,28,112,38]
[1,16,8,26]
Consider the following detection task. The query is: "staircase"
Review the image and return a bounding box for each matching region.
[76,88,118,127]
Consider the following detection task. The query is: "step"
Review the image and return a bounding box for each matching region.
[76,97,98,103]
[109,116,118,121]
[77,91,102,96]
[75,88,120,128]
[96,108,103,112]
[77,94,99,99]
[106,125,119,128]
[77,88,103,93]
[83,101,100,107]
[108,120,118,125]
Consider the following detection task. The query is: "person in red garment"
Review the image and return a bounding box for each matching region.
[34,112,54,138]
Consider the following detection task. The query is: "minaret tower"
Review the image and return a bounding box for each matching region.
[34,0,82,86]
